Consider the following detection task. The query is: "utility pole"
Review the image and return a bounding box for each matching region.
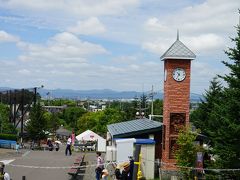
[20,89,24,144]
[148,85,157,120]
[151,85,154,116]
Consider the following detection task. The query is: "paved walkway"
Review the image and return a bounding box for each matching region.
[1,145,81,180]
[0,147,116,180]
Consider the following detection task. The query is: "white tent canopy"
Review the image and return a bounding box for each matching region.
[76,130,104,142]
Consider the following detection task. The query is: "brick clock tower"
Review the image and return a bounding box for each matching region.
[160,34,196,170]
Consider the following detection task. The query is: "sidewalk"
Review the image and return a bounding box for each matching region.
[0,148,26,159]
[0,148,115,180]
[2,145,81,180]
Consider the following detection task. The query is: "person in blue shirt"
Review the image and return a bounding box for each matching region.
[15,142,20,153]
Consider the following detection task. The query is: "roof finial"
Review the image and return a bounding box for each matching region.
[177,29,179,40]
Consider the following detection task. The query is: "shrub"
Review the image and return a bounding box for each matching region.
[0,133,17,141]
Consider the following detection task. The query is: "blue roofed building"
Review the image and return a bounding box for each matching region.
[106,118,163,179]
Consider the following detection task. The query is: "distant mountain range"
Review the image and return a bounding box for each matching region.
[38,88,203,102]
[0,87,203,102]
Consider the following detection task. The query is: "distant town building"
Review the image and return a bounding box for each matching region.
[43,105,67,113]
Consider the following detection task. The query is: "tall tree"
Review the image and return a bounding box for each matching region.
[44,112,61,135]
[191,21,240,170]
[191,77,223,137]
[26,103,47,144]
[189,16,240,176]
[213,22,240,168]
[61,107,86,130]
[77,108,125,136]
[0,103,16,134]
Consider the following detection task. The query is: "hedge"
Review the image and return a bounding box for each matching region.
[0,133,18,141]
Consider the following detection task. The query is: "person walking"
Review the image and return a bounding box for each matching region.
[15,142,20,153]
[95,152,104,180]
[65,136,72,156]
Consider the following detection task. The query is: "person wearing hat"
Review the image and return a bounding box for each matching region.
[114,164,122,180]
[121,162,130,180]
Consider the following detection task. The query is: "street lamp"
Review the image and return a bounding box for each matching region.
[136,111,145,119]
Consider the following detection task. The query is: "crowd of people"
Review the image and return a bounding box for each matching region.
[95,152,135,180]
[3,132,140,180]
[46,139,60,151]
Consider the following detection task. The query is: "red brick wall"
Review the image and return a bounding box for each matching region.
[162,59,191,169]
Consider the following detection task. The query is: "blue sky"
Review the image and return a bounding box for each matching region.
[0,0,239,94]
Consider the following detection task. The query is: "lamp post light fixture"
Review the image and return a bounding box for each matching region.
[136,111,145,119]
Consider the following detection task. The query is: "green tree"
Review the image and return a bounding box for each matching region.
[121,101,138,120]
[152,99,163,121]
[0,103,16,134]
[45,112,61,135]
[77,108,125,136]
[191,77,223,137]
[26,103,48,144]
[175,127,202,179]
[97,108,125,134]
[191,21,240,170]
[62,107,87,131]
[212,22,240,168]
[77,111,98,134]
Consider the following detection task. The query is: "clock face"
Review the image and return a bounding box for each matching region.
[172,68,186,82]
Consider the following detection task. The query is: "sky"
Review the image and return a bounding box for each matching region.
[0,0,239,95]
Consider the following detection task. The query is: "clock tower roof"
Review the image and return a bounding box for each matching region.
[160,34,196,61]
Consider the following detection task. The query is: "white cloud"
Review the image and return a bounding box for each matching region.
[112,55,138,64]
[144,17,168,32]
[191,60,226,93]
[142,38,172,55]
[184,34,225,53]
[17,32,108,63]
[142,0,239,56]
[0,0,139,17]
[143,33,225,56]
[67,17,106,35]
[18,69,31,75]
[0,30,19,42]
[0,0,239,93]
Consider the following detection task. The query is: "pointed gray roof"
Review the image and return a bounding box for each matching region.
[160,37,196,61]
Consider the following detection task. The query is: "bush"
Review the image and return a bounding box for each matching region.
[0,133,18,141]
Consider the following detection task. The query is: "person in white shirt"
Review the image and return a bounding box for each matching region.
[0,163,10,180]
[4,172,10,180]
[15,142,20,153]
[65,136,72,156]
[96,152,104,180]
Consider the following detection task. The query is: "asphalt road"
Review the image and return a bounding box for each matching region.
[2,145,84,180]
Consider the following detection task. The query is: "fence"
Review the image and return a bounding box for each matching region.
[0,139,16,149]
